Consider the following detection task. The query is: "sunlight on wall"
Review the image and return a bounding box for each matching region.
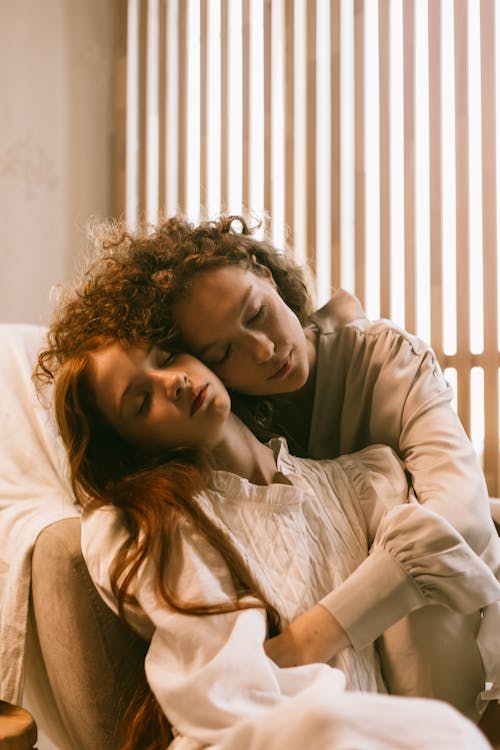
[0,0,113,325]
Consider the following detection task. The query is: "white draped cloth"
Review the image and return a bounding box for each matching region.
[0,324,78,704]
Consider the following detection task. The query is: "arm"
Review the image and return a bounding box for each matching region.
[265,502,500,667]
[268,446,500,660]
[264,604,349,667]
[313,313,496,558]
[322,499,500,652]
[367,325,495,558]
[400,348,494,550]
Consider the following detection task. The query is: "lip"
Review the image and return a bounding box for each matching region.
[191,385,208,416]
[267,352,292,381]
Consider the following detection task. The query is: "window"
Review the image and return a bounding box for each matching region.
[117,0,500,493]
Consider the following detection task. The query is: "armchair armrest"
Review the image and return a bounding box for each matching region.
[31,517,146,750]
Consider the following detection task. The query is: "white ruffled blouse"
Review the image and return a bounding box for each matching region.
[81,441,500,748]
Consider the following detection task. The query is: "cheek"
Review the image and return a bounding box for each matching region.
[217,364,254,392]
[268,295,299,334]
[147,408,179,447]
[215,389,232,419]
[284,307,306,344]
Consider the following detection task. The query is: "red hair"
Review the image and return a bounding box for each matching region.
[52,350,281,749]
[32,215,299,746]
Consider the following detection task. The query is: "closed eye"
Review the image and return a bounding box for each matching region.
[207,345,231,367]
[157,351,176,368]
[137,391,151,416]
[245,305,265,325]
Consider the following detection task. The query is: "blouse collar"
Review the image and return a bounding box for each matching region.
[209,437,313,507]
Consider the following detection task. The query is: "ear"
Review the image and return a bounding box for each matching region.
[250,254,276,287]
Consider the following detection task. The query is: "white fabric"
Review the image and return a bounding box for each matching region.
[82,442,500,748]
[0,324,78,703]
[0,319,496,749]
[208,686,491,750]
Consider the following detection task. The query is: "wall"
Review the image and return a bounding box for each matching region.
[0,0,115,325]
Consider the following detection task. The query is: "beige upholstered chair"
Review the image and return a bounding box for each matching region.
[31,517,146,750]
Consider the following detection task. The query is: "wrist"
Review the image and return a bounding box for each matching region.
[264,630,295,667]
[287,605,350,665]
[264,606,350,668]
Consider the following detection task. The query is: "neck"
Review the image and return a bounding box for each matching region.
[212,413,285,486]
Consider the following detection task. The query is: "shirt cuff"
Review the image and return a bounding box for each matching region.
[319,548,426,651]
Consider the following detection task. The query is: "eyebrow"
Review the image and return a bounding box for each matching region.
[196,286,252,356]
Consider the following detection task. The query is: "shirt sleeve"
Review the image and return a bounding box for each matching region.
[397,342,496,558]
[318,447,500,651]
[364,323,495,559]
[80,504,340,746]
[321,502,500,650]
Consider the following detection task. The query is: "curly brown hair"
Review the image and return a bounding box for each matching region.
[36,214,313,382]
[35,214,314,440]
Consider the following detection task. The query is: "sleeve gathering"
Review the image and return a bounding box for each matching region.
[320,503,500,651]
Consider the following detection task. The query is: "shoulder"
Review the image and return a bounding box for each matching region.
[79,503,146,628]
[80,500,233,626]
[80,502,202,581]
[308,289,366,332]
[81,503,129,565]
[80,504,137,604]
[309,290,430,358]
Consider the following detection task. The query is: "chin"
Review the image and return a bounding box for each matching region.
[278,364,309,394]
[252,369,308,397]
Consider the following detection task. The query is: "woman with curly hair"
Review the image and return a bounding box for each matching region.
[36,250,499,750]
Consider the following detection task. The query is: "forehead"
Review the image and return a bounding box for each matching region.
[91,344,145,404]
[92,343,146,378]
[175,266,266,336]
[174,266,252,355]
[184,265,257,295]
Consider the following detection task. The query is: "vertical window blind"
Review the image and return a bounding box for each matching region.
[114,0,500,495]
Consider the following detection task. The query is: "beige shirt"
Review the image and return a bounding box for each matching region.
[307,291,500,716]
[307,291,500,566]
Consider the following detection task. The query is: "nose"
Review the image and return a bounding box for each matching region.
[245,330,275,364]
[156,370,189,400]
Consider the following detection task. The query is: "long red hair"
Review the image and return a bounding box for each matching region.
[53,350,281,749]
[32,214,296,747]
